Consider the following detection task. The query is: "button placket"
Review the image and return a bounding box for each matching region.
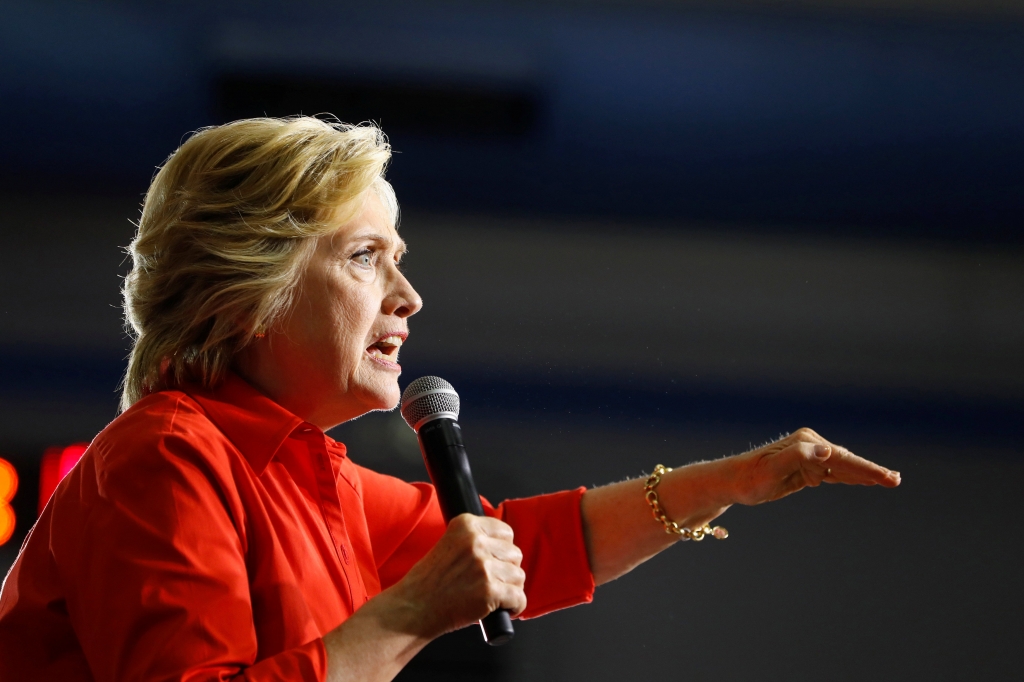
[304,434,362,608]
[316,451,349,565]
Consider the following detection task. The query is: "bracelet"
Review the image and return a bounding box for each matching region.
[644,464,729,541]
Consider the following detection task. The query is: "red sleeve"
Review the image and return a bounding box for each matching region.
[357,465,595,619]
[46,418,327,682]
[491,488,596,619]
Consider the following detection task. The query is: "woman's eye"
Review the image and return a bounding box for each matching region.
[351,249,374,267]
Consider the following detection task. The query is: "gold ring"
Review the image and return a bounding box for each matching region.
[825,468,832,477]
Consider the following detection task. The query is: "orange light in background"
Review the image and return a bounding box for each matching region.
[38,443,88,516]
[0,458,17,546]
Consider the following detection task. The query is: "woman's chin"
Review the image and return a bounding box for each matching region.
[379,389,401,412]
[352,377,402,414]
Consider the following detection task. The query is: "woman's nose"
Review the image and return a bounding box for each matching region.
[383,272,423,318]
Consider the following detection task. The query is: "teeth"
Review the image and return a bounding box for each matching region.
[368,346,399,362]
[367,334,404,363]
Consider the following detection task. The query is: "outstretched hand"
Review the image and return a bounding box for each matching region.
[731,427,900,506]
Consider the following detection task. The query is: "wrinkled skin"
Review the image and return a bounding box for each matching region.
[732,427,899,505]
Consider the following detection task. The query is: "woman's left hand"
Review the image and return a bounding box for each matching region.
[582,426,900,585]
[730,427,900,506]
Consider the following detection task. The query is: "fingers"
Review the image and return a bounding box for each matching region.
[832,451,901,487]
[383,515,528,639]
[417,512,528,622]
[452,513,515,542]
[449,515,522,564]
[456,516,528,614]
[483,558,528,617]
[788,428,900,487]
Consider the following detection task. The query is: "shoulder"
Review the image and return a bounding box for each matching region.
[45,389,250,545]
[43,391,254,592]
[88,390,237,484]
[101,389,212,441]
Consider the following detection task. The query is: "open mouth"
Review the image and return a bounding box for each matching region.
[366,333,406,366]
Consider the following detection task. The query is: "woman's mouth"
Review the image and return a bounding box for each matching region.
[365,334,405,369]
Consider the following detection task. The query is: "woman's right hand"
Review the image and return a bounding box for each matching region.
[323,514,525,681]
[379,513,527,640]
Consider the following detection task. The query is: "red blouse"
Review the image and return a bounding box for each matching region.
[0,373,594,681]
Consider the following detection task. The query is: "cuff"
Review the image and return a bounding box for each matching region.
[496,487,596,619]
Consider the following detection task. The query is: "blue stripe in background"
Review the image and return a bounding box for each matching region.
[2,346,1019,447]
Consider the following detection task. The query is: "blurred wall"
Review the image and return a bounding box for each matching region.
[3,0,1024,233]
[1,1,1021,680]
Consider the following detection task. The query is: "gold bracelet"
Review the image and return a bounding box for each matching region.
[644,464,729,541]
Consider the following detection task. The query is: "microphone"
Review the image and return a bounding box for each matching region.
[400,376,515,646]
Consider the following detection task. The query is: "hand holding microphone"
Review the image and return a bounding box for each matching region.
[400,377,519,646]
[385,513,525,643]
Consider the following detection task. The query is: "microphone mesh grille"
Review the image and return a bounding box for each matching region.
[400,376,460,430]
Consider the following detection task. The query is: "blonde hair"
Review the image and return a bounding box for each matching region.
[121,116,397,411]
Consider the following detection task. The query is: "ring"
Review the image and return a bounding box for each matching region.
[825,468,832,477]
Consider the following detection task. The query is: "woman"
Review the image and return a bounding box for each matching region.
[0,117,899,681]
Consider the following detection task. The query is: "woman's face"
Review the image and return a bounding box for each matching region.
[238,191,422,428]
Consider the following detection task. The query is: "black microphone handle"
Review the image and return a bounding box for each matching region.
[416,418,516,646]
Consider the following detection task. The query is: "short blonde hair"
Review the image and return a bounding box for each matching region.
[121,116,396,411]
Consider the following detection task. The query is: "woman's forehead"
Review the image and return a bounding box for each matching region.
[325,194,405,250]
[323,223,406,256]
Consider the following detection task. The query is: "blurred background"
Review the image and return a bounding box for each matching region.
[1,0,1022,679]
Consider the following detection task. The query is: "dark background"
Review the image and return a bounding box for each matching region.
[1,0,1021,680]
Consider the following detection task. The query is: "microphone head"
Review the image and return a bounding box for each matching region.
[400,376,460,432]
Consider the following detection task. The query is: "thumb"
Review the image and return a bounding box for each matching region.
[810,443,831,461]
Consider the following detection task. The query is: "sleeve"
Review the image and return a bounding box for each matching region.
[357,465,595,619]
[491,488,596,618]
[49,425,327,682]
